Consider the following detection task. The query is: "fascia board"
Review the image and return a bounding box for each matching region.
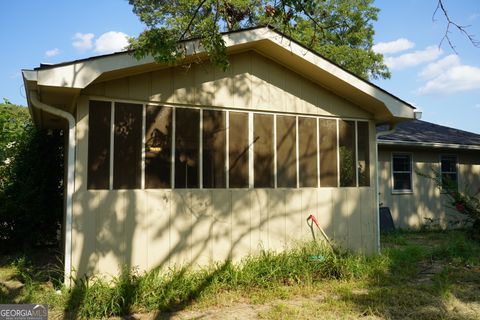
[378,139,480,151]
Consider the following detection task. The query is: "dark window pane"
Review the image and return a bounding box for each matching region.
[145,105,172,189]
[392,155,410,172]
[441,155,457,191]
[228,112,248,188]
[357,122,370,187]
[393,172,412,190]
[392,154,411,191]
[175,108,200,188]
[229,112,249,188]
[441,155,457,173]
[87,100,111,190]
[113,102,142,189]
[298,117,317,188]
[254,114,274,188]
[277,115,297,188]
[203,110,226,188]
[319,119,338,187]
[339,120,356,187]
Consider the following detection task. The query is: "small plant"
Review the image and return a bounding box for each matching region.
[11,256,34,285]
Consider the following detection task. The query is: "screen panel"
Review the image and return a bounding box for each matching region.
[87,100,111,190]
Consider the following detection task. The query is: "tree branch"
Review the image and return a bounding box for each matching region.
[179,0,209,41]
[433,0,480,52]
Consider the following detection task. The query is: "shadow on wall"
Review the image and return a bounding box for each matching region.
[62,55,375,319]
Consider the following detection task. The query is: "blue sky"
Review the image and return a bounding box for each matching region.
[1,0,479,133]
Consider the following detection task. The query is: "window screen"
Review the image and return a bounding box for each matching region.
[392,154,412,191]
[175,108,200,188]
[87,100,111,190]
[276,115,297,188]
[319,119,338,187]
[203,110,226,188]
[254,114,274,188]
[357,122,370,187]
[113,102,143,189]
[441,155,458,191]
[145,105,172,189]
[229,112,249,188]
[298,117,318,187]
[339,120,356,187]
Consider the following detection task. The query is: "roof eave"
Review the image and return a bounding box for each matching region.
[378,139,480,151]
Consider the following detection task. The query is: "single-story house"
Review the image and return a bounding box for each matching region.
[22,26,415,284]
[378,120,480,229]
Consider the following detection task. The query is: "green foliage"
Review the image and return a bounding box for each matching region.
[418,168,480,238]
[3,230,480,318]
[0,102,64,251]
[128,0,390,80]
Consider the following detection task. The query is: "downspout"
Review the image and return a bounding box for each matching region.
[30,91,75,287]
[375,123,397,253]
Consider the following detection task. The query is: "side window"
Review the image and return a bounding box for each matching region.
[392,154,412,192]
[174,108,200,188]
[276,115,297,188]
[87,100,111,190]
[145,105,172,189]
[319,119,338,187]
[298,117,318,187]
[203,110,226,188]
[254,114,274,188]
[441,155,458,191]
[339,120,356,187]
[229,112,249,188]
[357,122,370,187]
[113,102,143,190]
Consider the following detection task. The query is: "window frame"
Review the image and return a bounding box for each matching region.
[440,154,458,192]
[86,97,373,191]
[391,152,413,194]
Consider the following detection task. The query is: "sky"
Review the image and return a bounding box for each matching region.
[1,0,479,133]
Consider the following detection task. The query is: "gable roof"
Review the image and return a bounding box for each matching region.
[378,120,480,150]
[23,26,415,127]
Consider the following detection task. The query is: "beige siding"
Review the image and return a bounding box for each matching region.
[378,147,480,230]
[83,51,372,119]
[73,53,378,278]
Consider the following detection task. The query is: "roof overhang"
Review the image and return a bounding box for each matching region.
[378,139,480,151]
[23,26,415,127]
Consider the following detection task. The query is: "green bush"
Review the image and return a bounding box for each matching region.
[0,101,64,251]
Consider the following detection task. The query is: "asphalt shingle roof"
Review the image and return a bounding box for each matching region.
[378,120,480,147]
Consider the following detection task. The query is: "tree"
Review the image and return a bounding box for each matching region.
[0,102,64,251]
[128,0,390,80]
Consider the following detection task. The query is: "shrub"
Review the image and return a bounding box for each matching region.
[0,102,64,251]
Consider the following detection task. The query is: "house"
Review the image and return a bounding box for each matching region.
[22,27,415,284]
[378,120,480,229]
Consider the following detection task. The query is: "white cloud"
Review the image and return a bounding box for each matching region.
[45,48,60,57]
[385,45,443,70]
[72,32,94,51]
[418,54,460,79]
[417,59,480,95]
[372,38,415,55]
[94,31,129,54]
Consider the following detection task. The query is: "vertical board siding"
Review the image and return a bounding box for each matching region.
[73,49,380,278]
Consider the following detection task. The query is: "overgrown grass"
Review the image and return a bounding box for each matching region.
[1,230,479,319]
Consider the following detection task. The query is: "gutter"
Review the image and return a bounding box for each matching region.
[374,123,397,253]
[378,139,480,151]
[30,91,75,287]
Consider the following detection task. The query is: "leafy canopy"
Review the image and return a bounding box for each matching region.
[128,0,390,80]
